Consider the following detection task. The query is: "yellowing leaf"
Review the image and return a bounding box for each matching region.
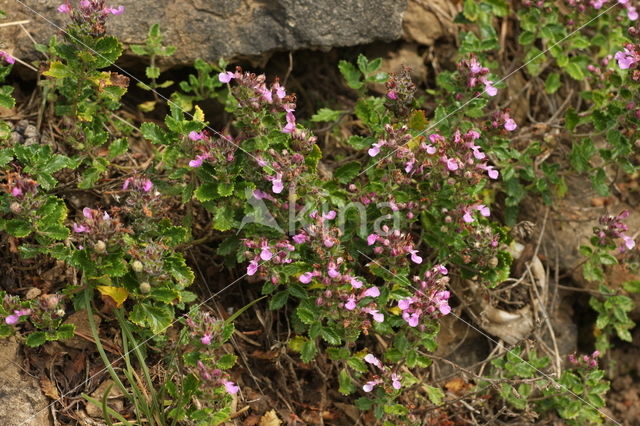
[193,105,205,122]
[138,101,157,112]
[96,285,129,307]
[43,61,71,79]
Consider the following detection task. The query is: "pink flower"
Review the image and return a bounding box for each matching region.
[628,5,639,20]
[188,131,205,141]
[462,210,474,223]
[350,276,364,289]
[271,174,284,194]
[292,233,308,244]
[391,373,402,390]
[421,143,437,154]
[368,140,385,157]
[5,309,31,325]
[80,0,90,8]
[142,179,153,192]
[73,223,89,233]
[344,295,357,310]
[200,333,212,345]
[444,157,459,171]
[504,118,517,131]
[615,48,637,70]
[247,260,259,276]
[327,265,340,278]
[362,286,380,298]
[484,80,498,96]
[260,244,273,261]
[57,3,71,13]
[0,51,15,65]
[367,234,378,246]
[219,71,235,83]
[282,112,296,133]
[323,210,337,220]
[363,379,382,392]
[476,204,490,217]
[387,90,398,100]
[409,249,422,264]
[323,237,335,248]
[365,308,384,323]
[103,6,125,15]
[403,311,420,327]
[621,235,636,251]
[398,298,413,311]
[364,354,383,368]
[299,272,314,284]
[222,380,239,394]
[11,186,22,197]
[273,81,286,99]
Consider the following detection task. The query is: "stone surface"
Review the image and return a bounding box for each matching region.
[403,0,458,46]
[1,0,407,65]
[0,339,52,426]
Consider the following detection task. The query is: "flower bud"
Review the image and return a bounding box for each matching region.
[139,282,151,294]
[132,260,144,273]
[55,309,66,317]
[9,202,21,214]
[94,240,107,253]
[488,257,499,268]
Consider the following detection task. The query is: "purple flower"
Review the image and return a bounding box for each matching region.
[222,380,239,394]
[403,311,420,327]
[484,80,498,96]
[103,5,125,15]
[271,174,284,194]
[367,233,378,246]
[368,140,385,157]
[299,272,314,284]
[142,179,153,192]
[11,186,22,197]
[57,3,71,13]
[409,249,423,264]
[462,210,474,223]
[398,298,413,311]
[476,204,490,217]
[323,237,335,248]
[188,131,205,141]
[80,0,90,7]
[0,51,15,65]
[364,308,384,323]
[364,354,383,368]
[292,233,308,244]
[444,157,459,171]
[218,71,235,83]
[327,265,340,278]
[387,90,398,100]
[73,223,89,233]
[260,244,273,261]
[323,210,337,220]
[615,48,637,70]
[282,112,296,133]
[391,373,402,390]
[363,379,382,392]
[200,333,212,345]
[362,286,380,298]
[504,118,517,131]
[344,295,357,310]
[621,235,636,251]
[5,309,31,325]
[188,155,205,168]
[247,260,259,276]
[273,81,286,99]
[350,276,364,289]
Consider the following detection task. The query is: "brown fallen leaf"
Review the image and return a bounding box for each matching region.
[259,409,282,426]
[39,377,60,400]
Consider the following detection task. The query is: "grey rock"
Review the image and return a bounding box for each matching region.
[0,339,52,426]
[1,0,407,66]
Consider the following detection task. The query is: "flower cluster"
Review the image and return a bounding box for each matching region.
[593,210,636,252]
[255,147,309,195]
[187,130,237,168]
[385,66,417,117]
[57,1,124,37]
[397,265,451,327]
[615,43,640,74]
[568,350,601,368]
[459,55,499,97]
[361,353,402,393]
[367,226,423,265]
[492,110,518,132]
[243,236,296,277]
[184,312,239,395]
[2,293,66,327]
[71,207,130,250]
[219,68,297,133]
[5,173,38,200]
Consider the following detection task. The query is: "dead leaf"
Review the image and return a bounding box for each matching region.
[96,285,129,307]
[259,410,282,426]
[39,377,60,400]
[445,377,470,395]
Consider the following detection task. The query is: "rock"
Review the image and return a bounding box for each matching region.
[403,0,458,46]
[1,0,407,66]
[0,338,52,426]
[62,309,101,350]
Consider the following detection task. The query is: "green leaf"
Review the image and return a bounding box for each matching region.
[564,62,585,81]
[0,85,15,109]
[146,66,160,79]
[269,291,289,310]
[296,306,317,325]
[333,161,361,183]
[129,302,174,334]
[194,183,218,202]
[623,280,640,293]
[212,205,235,231]
[424,384,445,405]
[301,339,317,363]
[37,224,69,240]
[518,31,536,45]
[25,332,47,347]
[338,60,363,90]
[310,108,344,122]
[463,0,479,20]
[320,326,342,345]
[107,138,128,159]
[6,219,32,238]
[545,72,561,94]
[140,122,167,144]
[217,182,234,197]
[338,369,355,395]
